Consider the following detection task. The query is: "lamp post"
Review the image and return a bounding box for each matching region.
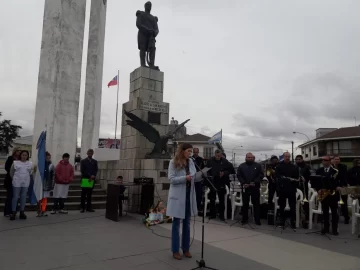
[293,131,311,166]
[232,145,243,166]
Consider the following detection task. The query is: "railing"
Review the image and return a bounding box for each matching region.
[318,149,360,157]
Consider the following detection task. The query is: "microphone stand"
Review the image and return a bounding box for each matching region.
[191,159,218,270]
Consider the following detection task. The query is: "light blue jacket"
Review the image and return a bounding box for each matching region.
[166,159,197,219]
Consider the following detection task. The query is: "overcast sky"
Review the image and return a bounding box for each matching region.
[1,0,359,162]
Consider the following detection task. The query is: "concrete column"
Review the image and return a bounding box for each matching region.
[81,0,107,157]
[32,0,86,164]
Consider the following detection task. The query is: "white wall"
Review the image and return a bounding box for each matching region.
[94,148,120,161]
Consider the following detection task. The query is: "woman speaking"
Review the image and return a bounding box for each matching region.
[166,143,197,260]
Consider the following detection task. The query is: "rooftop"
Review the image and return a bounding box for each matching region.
[299,126,360,147]
[177,133,211,142]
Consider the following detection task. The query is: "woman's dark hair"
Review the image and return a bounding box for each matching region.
[117,176,123,179]
[46,151,51,157]
[19,150,30,161]
[62,153,70,158]
[174,143,193,169]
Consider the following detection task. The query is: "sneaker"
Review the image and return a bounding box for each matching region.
[10,213,16,221]
[51,210,57,215]
[80,209,85,213]
[59,210,68,214]
[321,229,329,235]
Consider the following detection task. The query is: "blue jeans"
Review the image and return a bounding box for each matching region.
[172,188,191,253]
[12,186,28,212]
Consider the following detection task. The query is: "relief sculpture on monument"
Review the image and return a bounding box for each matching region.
[124,110,189,159]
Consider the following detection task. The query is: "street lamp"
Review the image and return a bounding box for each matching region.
[232,145,243,166]
[293,131,311,166]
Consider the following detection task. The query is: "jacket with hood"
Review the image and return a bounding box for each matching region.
[55,160,74,184]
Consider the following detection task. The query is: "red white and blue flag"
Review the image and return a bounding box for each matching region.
[107,75,118,87]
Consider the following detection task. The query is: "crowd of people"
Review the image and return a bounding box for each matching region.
[3,148,99,220]
[166,144,360,260]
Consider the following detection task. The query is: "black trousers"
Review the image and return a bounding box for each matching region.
[195,182,203,211]
[322,195,339,232]
[81,188,93,210]
[268,183,276,208]
[118,195,124,216]
[340,194,349,221]
[4,186,13,216]
[242,186,260,223]
[209,185,226,219]
[278,191,296,225]
[53,198,65,210]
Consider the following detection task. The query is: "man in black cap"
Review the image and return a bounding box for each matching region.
[266,156,279,209]
[206,150,234,221]
[275,152,299,229]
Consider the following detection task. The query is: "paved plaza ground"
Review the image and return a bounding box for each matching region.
[0,210,359,270]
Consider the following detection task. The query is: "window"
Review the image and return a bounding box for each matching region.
[203,147,214,158]
[313,146,317,155]
[332,141,339,154]
[302,150,305,154]
[308,147,311,153]
[339,141,352,154]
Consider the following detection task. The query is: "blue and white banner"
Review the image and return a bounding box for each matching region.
[32,130,47,203]
[208,130,222,144]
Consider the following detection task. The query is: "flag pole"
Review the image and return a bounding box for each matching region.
[114,70,120,145]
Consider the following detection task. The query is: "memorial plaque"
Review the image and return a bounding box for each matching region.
[139,99,168,113]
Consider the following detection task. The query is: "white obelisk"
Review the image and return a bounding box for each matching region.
[80,0,107,157]
[32,0,86,164]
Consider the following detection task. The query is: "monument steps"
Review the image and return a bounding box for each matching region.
[0,174,107,212]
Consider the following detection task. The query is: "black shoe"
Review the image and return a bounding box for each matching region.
[219,217,226,222]
[209,215,216,220]
[291,223,296,230]
[344,218,350,225]
[19,212,27,220]
[255,221,261,226]
[86,209,95,213]
[10,213,16,221]
[332,231,339,236]
[241,220,248,225]
[321,229,329,235]
[80,209,85,213]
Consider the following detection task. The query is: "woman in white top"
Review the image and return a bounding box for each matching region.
[10,150,33,220]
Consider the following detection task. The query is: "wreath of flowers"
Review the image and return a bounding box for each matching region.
[143,201,172,227]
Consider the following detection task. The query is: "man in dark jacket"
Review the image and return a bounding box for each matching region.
[332,156,349,224]
[295,155,311,227]
[266,156,279,209]
[237,153,264,225]
[206,150,234,221]
[275,152,299,229]
[316,156,340,235]
[192,148,205,212]
[80,149,98,213]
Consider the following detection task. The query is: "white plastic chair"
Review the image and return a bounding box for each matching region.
[230,187,255,221]
[308,191,333,230]
[203,185,230,219]
[273,189,303,228]
[351,199,360,234]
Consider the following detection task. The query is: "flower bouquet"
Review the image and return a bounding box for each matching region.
[143,201,172,227]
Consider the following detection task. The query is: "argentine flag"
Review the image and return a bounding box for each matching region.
[32,130,47,204]
[279,154,284,162]
[208,130,222,144]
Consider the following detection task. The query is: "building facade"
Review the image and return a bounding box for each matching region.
[298,126,360,169]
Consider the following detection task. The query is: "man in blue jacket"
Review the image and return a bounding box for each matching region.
[237,153,264,225]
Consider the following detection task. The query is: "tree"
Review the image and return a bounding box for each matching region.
[0,112,22,155]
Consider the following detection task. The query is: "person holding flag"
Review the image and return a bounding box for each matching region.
[36,152,54,217]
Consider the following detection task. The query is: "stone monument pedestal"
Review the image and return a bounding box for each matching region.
[98,67,171,213]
